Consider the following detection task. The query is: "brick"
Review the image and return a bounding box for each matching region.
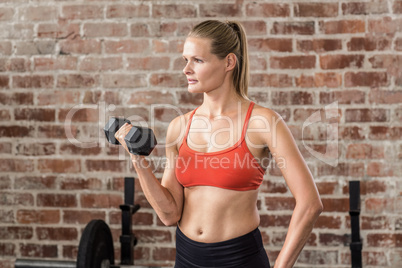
[315,72,343,88]
[107,4,149,18]
[130,23,151,37]
[342,2,389,15]
[128,57,170,71]
[150,73,187,87]
[370,89,402,104]
[15,175,57,190]
[0,193,34,207]
[365,198,395,213]
[128,90,175,105]
[80,193,123,208]
[63,210,105,224]
[320,20,365,34]
[246,3,290,17]
[16,143,56,156]
[12,75,54,88]
[0,226,33,240]
[20,244,58,258]
[79,56,123,71]
[59,107,99,122]
[249,38,292,52]
[60,177,102,190]
[345,72,389,87]
[260,215,291,227]
[15,108,55,122]
[37,194,77,207]
[346,144,384,159]
[348,36,392,51]
[0,7,14,21]
[153,4,196,18]
[104,40,149,54]
[294,3,338,17]
[364,180,387,194]
[0,75,9,88]
[62,5,104,20]
[297,39,342,53]
[340,126,364,140]
[59,39,102,54]
[199,4,242,17]
[298,250,338,265]
[0,109,10,121]
[103,73,147,88]
[0,159,34,172]
[320,54,364,69]
[369,126,401,140]
[394,1,402,13]
[38,125,77,139]
[367,162,394,177]
[84,23,127,37]
[37,227,78,241]
[270,55,315,69]
[271,21,315,35]
[0,23,34,40]
[265,197,295,211]
[320,90,364,104]
[319,233,348,246]
[0,243,15,256]
[395,38,402,51]
[345,108,389,122]
[0,92,33,105]
[0,57,30,72]
[132,229,172,243]
[240,20,267,36]
[0,41,12,55]
[37,23,79,39]
[38,90,80,105]
[85,159,126,172]
[38,159,81,173]
[367,233,402,247]
[317,162,364,177]
[0,142,12,155]
[290,91,314,105]
[176,91,203,106]
[19,6,58,21]
[16,210,60,224]
[57,74,98,88]
[368,17,402,34]
[316,182,338,195]
[15,40,55,55]
[34,56,77,71]
[362,216,390,230]
[60,143,101,156]
[0,208,14,222]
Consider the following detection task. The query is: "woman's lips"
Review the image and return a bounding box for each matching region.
[187,79,198,84]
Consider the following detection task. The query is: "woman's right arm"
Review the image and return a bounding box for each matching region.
[115,116,184,226]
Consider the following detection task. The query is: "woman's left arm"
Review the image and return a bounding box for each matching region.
[263,110,323,268]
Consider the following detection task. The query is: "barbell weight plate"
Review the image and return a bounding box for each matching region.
[76,219,115,268]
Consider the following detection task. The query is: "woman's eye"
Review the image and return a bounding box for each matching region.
[195,58,203,63]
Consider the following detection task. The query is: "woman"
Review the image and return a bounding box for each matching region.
[115,20,323,268]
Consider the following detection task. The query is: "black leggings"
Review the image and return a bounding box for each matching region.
[175,227,270,268]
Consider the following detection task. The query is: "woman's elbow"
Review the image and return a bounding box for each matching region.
[159,214,181,227]
[312,199,323,218]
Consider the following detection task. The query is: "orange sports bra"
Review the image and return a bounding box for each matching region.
[175,102,266,191]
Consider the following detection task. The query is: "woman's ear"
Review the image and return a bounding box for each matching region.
[225,53,237,72]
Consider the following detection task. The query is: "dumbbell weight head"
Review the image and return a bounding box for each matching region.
[104,117,131,145]
[124,126,157,156]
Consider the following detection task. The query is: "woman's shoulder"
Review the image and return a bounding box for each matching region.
[166,107,196,148]
[251,102,284,124]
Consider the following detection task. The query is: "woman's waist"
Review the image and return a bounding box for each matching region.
[179,206,260,243]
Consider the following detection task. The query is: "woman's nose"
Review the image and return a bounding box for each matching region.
[183,62,193,75]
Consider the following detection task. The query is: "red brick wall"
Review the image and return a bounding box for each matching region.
[1,1,401,267]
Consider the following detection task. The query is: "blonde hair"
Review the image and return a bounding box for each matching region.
[188,20,250,99]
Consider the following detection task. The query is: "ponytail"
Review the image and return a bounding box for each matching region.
[188,20,250,99]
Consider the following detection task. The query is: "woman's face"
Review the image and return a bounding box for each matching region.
[182,37,228,94]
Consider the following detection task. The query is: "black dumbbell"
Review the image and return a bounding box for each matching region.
[104,117,157,156]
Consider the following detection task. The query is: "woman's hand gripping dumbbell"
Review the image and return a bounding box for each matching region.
[104,117,157,156]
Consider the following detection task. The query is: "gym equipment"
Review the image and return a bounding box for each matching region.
[349,180,362,268]
[15,177,153,268]
[104,117,157,156]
